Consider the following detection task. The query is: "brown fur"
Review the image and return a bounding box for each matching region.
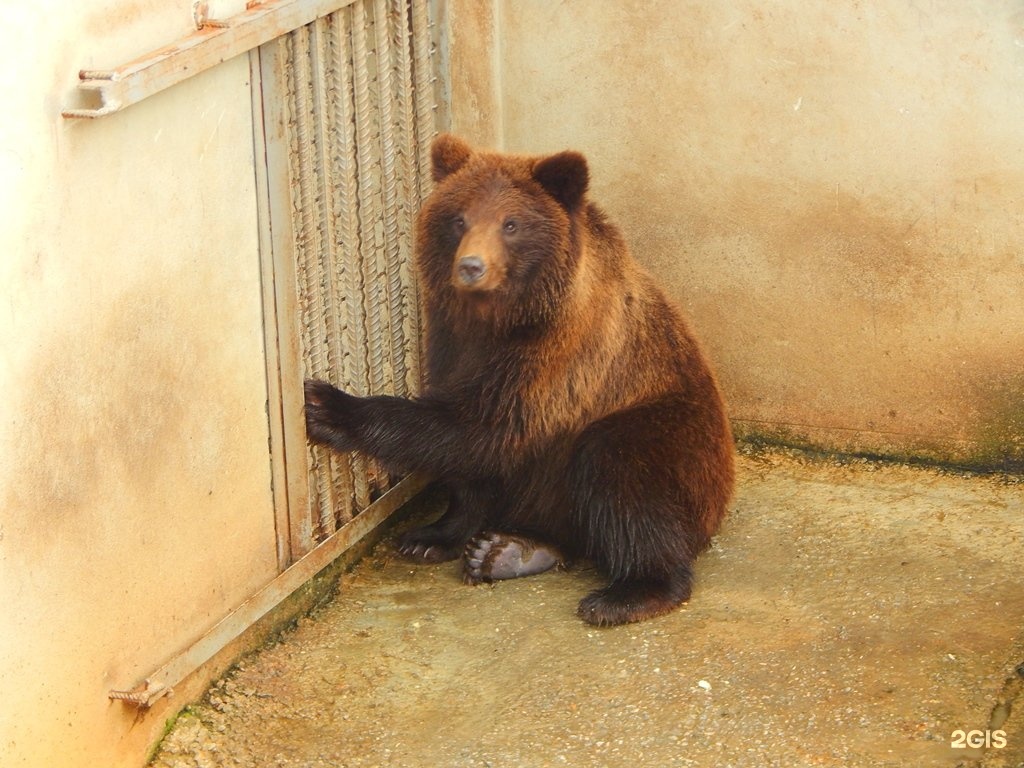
[305,134,735,625]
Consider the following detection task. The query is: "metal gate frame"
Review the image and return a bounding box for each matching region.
[255,0,436,570]
[64,0,440,709]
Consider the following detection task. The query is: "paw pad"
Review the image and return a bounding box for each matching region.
[462,532,563,584]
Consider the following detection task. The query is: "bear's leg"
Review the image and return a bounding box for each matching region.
[395,484,489,563]
[576,572,693,627]
[462,532,565,584]
[304,380,500,478]
[569,395,726,627]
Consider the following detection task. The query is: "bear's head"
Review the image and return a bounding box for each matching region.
[416,134,590,329]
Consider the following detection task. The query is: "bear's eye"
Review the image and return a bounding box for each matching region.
[503,219,518,234]
[452,215,466,233]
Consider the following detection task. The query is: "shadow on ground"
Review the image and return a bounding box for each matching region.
[151,452,1024,768]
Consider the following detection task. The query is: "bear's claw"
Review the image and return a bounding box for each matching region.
[394,527,464,564]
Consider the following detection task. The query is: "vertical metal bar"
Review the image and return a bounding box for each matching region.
[309,19,343,386]
[391,0,423,395]
[285,27,332,553]
[410,0,436,202]
[326,7,372,514]
[352,0,391,497]
[351,2,388,400]
[372,0,409,400]
[305,17,346,541]
[252,42,298,572]
[410,0,436,380]
[256,35,314,566]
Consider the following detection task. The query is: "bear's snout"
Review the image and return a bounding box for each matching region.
[452,216,505,292]
[456,255,487,286]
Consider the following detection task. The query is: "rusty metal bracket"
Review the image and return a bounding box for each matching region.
[62,0,357,118]
[109,678,173,710]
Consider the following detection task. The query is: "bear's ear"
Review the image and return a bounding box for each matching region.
[533,151,589,212]
[431,134,473,182]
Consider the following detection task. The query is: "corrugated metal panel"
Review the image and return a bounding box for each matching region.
[278,0,436,556]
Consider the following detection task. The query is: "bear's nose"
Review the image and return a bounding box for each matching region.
[456,255,487,285]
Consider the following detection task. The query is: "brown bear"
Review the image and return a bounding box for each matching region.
[304,134,735,626]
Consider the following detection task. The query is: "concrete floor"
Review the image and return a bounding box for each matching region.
[150,451,1024,768]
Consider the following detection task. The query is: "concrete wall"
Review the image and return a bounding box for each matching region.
[446,0,1024,470]
[0,2,278,766]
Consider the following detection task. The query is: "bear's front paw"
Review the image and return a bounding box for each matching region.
[395,531,463,564]
[304,380,359,451]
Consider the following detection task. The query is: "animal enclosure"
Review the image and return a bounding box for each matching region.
[2,2,1022,767]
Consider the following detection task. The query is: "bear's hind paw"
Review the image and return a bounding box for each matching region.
[462,532,563,585]
[577,576,692,627]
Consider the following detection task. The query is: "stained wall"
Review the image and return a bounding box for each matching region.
[446,0,1024,469]
[0,2,278,766]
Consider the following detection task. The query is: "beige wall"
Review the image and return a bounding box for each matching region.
[0,2,278,767]
[447,0,1024,470]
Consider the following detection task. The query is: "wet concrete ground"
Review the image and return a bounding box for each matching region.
[151,451,1024,768]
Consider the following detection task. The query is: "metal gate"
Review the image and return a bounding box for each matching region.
[255,0,437,568]
[64,0,440,707]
